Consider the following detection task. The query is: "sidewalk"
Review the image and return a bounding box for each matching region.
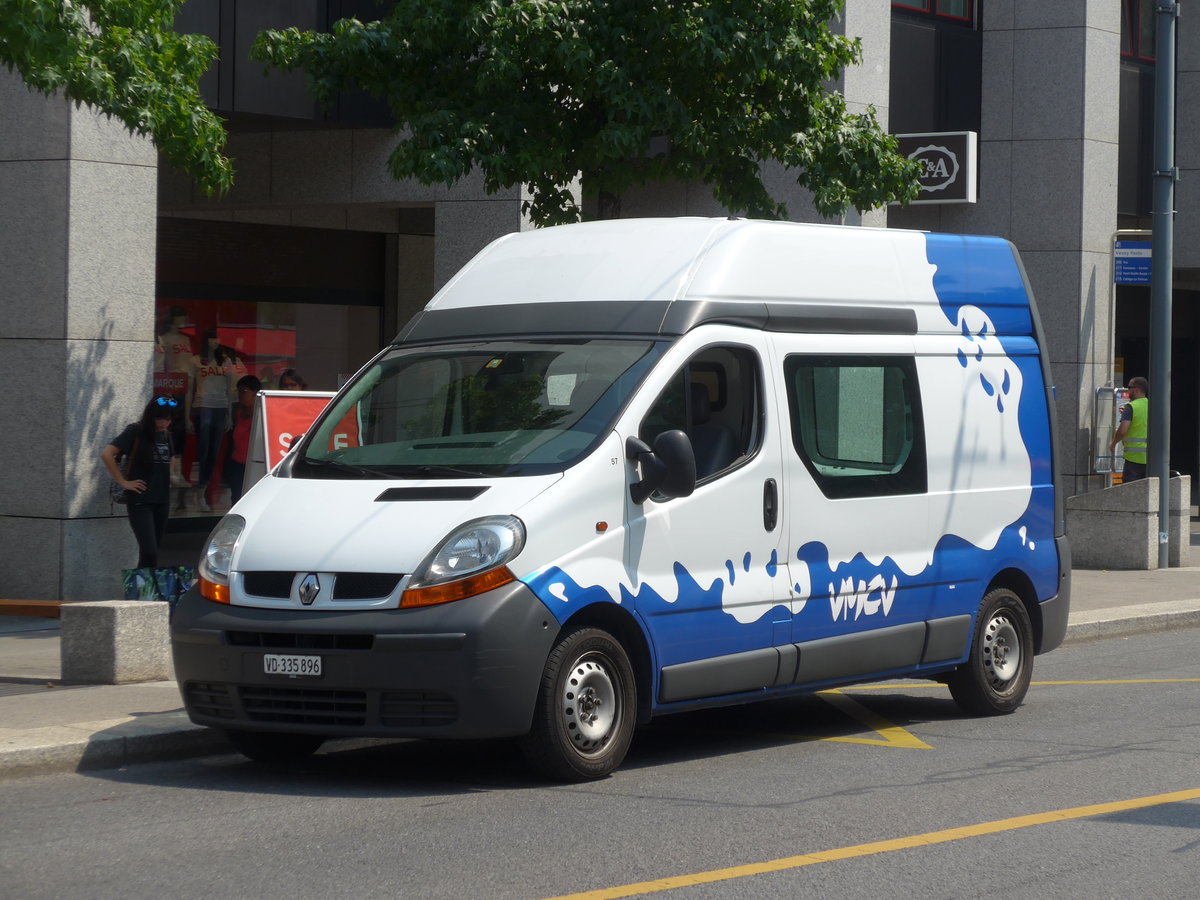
[3,565,1199,779]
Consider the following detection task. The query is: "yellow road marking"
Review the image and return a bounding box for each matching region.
[542,787,1200,900]
[658,679,1200,755]
[809,690,932,749]
[799,681,1200,747]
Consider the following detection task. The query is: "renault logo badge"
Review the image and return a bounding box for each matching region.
[298,573,320,606]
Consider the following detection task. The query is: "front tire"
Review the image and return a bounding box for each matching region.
[224,729,326,763]
[521,627,637,781]
[948,587,1034,715]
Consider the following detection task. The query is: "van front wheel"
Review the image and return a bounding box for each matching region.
[948,588,1034,715]
[521,627,637,781]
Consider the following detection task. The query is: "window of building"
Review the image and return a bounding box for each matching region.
[156,218,387,518]
[784,356,927,499]
[892,1,973,23]
[1121,0,1157,61]
[640,347,762,482]
[889,2,982,134]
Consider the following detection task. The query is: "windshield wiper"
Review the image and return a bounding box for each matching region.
[302,457,395,479]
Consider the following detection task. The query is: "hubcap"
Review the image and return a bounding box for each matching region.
[982,613,1020,685]
[561,653,619,756]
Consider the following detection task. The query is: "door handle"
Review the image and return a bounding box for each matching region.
[763,478,778,532]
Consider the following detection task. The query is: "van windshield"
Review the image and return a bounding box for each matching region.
[294,339,665,478]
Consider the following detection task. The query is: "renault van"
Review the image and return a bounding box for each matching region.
[171,218,1071,780]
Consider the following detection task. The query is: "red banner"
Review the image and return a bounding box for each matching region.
[259,394,360,469]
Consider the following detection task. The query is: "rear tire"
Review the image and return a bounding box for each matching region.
[224,729,325,763]
[948,587,1034,715]
[521,627,637,781]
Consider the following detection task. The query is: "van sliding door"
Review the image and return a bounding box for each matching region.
[771,334,932,683]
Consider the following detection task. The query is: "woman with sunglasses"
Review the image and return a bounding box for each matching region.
[101,396,177,568]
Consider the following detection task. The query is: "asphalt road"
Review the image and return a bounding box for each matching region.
[2,626,1198,900]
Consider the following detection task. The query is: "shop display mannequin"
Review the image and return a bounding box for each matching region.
[191,328,244,512]
[160,308,196,379]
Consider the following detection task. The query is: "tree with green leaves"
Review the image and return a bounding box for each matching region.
[253,0,919,225]
[0,0,232,193]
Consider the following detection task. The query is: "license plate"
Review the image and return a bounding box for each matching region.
[263,654,322,677]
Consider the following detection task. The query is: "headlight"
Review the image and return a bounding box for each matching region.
[402,516,525,608]
[198,515,245,603]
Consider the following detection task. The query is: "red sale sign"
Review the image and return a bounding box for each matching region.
[260,394,334,469]
[258,393,362,469]
[243,391,364,493]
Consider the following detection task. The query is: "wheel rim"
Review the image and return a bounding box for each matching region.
[561,652,620,757]
[982,612,1021,686]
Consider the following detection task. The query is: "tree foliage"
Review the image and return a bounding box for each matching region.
[0,0,232,193]
[254,0,919,225]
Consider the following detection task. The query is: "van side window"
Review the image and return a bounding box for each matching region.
[640,347,761,480]
[784,355,927,499]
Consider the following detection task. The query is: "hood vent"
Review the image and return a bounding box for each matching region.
[374,486,489,502]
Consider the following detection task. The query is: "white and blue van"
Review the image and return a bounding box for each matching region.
[171,218,1071,780]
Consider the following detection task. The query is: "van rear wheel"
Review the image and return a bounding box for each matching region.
[948,587,1034,715]
[521,627,637,782]
[224,729,326,763]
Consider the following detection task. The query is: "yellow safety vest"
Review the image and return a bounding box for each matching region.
[1124,396,1148,464]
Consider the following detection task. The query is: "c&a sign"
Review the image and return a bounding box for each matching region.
[894,132,978,205]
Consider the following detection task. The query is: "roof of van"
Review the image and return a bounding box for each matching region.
[394,218,1037,343]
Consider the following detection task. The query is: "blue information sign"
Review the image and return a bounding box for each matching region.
[1114,240,1152,285]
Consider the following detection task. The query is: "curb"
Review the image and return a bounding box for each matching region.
[3,603,1199,779]
[1062,599,1200,643]
[0,711,229,780]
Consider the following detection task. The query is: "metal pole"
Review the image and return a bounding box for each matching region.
[1150,1,1179,568]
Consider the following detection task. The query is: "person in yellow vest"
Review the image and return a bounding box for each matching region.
[1111,376,1149,481]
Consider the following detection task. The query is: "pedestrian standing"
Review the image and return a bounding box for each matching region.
[1112,376,1149,481]
[225,375,262,504]
[101,397,176,567]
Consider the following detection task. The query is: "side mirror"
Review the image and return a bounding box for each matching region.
[626,430,697,504]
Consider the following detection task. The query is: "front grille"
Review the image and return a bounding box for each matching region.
[333,573,401,599]
[184,682,459,731]
[186,682,236,719]
[380,691,458,727]
[240,571,402,601]
[227,631,373,650]
[242,572,293,598]
[240,686,368,726]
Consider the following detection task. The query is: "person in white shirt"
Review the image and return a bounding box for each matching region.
[192,327,244,511]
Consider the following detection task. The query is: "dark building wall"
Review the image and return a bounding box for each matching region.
[175,0,393,126]
[889,13,982,134]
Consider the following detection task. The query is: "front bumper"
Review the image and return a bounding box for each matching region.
[170,580,558,740]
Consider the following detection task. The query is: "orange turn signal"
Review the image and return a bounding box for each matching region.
[400,566,516,608]
[199,575,230,604]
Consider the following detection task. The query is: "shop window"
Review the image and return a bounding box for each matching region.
[155,295,383,518]
[785,356,927,499]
